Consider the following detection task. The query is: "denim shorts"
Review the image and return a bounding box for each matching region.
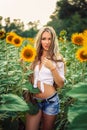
[34,93,60,115]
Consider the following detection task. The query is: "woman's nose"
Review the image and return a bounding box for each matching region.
[46,40,49,44]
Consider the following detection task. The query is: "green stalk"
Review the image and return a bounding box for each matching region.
[81,62,87,82]
[5,41,9,93]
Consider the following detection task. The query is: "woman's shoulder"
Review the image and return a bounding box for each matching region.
[56,53,63,60]
[53,53,65,68]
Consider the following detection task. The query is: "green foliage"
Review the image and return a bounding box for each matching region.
[28,102,39,115]
[0,39,39,122]
[47,0,87,39]
[56,0,87,19]
[54,36,87,130]
[0,93,29,112]
[68,113,87,130]
[1,118,19,130]
[22,81,40,94]
[20,28,38,38]
[66,83,87,130]
[66,83,87,102]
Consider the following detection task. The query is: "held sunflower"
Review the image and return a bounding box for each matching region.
[20,45,36,62]
[76,47,87,62]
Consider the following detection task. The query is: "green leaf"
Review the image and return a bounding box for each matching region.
[68,102,87,122]
[66,83,87,101]
[22,82,40,93]
[25,69,33,76]
[0,61,8,66]
[0,94,29,112]
[68,113,87,130]
[28,102,39,115]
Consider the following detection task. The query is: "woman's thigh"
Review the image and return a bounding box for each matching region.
[42,112,57,130]
[25,110,42,130]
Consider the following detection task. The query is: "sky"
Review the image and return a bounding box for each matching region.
[0,0,57,29]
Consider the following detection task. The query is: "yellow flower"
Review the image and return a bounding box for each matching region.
[83,38,87,47]
[20,45,36,62]
[6,32,17,44]
[82,30,87,47]
[27,38,35,44]
[83,30,87,37]
[0,30,6,39]
[76,47,87,62]
[12,36,23,47]
[71,33,84,46]
[59,37,65,43]
[59,30,67,37]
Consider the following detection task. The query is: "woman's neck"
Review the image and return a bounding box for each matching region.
[42,50,48,57]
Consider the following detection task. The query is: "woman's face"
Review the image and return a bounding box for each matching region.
[41,31,52,51]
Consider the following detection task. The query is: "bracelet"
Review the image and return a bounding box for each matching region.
[51,67,56,72]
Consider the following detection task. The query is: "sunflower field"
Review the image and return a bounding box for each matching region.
[55,29,87,130]
[0,30,40,130]
[0,29,87,130]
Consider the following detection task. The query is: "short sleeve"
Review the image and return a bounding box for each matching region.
[56,62,65,80]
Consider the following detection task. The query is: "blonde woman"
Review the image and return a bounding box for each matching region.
[26,26,65,130]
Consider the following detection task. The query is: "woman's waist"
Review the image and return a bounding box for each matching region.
[34,78,54,86]
[34,84,56,99]
[33,92,58,102]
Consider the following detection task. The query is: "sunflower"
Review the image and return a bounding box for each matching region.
[83,38,87,47]
[83,30,87,37]
[6,32,17,44]
[20,45,36,62]
[0,30,6,39]
[59,37,65,43]
[27,38,35,44]
[82,30,87,47]
[12,36,23,47]
[71,33,84,46]
[59,30,67,37]
[76,47,87,62]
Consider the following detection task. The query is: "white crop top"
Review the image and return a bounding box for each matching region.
[33,61,65,90]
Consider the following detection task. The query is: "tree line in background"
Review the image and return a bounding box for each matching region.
[0,0,87,39]
[0,17,39,38]
[47,0,87,38]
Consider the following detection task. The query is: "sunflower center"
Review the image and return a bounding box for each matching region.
[24,49,33,58]
[0,32,4,36]
[14,38,20,44]
[8,35,14,42]
[75,37,83,43]
[81,51,87,59]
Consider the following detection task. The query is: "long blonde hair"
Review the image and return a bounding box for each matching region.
[30,26,65,70]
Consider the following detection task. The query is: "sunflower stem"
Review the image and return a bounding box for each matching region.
[81,62,87,82]
[5,41,9,92]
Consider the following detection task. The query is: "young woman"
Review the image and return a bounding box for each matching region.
[25,26,65,130]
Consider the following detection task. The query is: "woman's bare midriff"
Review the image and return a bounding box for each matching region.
[34,83,56,99]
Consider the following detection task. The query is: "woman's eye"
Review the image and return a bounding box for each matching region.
[41,38,51,40]
[48,38,51,40]
[42,38,46,40]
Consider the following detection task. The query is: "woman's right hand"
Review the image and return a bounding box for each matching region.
[41,57,55,70]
